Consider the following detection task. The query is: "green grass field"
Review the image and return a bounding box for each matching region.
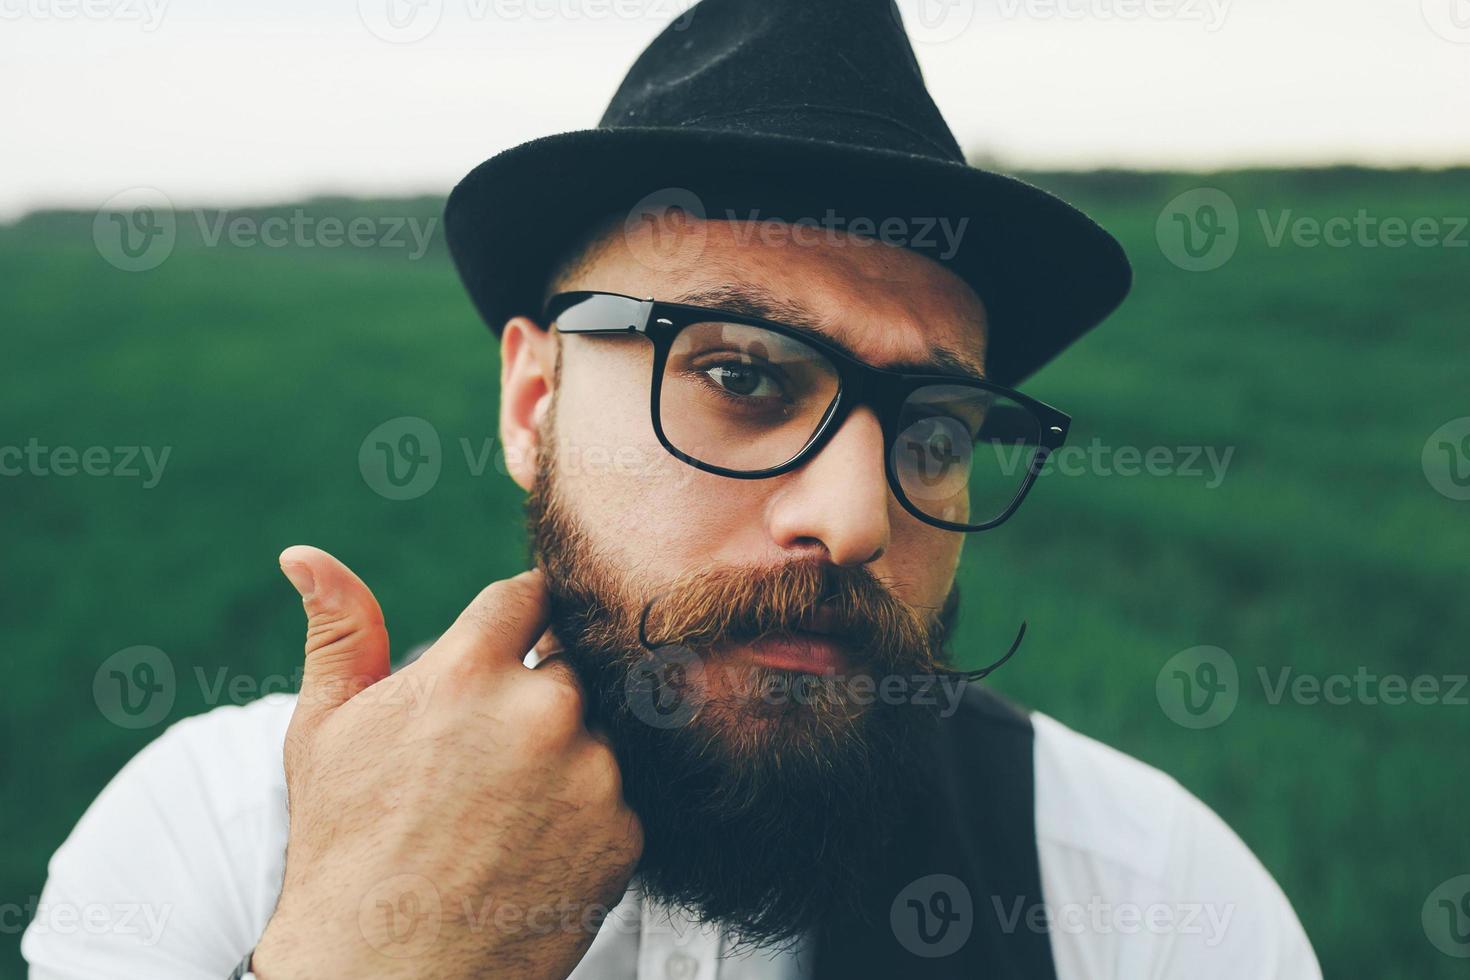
[2,169,1467,978]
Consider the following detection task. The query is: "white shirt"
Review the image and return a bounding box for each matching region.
[22,693,1321,979]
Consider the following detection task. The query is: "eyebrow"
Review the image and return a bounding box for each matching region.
[664,282,987,381]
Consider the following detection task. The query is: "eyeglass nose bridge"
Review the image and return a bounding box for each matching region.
[776,359,909,480]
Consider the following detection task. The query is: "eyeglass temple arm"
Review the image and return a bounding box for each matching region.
[546,293,655,334]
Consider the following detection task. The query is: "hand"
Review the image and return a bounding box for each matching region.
[251,546,642,980]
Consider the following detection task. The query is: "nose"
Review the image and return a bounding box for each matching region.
[765,405,891,566]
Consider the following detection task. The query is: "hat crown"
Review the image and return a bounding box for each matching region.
[600,0,964,162]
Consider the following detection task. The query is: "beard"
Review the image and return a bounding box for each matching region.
[525,421,962,948]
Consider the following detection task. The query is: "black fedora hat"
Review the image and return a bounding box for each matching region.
[444,0,1131,386]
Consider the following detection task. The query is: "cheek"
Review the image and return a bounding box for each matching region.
[884,511,963,605]
[551,350,775,568]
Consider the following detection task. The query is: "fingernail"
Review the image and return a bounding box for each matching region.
[280,562,315,599]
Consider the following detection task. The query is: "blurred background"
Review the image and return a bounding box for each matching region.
[2,1,1468,977]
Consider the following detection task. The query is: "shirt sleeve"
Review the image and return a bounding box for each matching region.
[22,695,295,980]
[1032,711,1321,980]
[1145,781,1322,979]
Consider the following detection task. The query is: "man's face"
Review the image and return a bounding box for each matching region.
[505,215,986,644]
[498,214,989,943]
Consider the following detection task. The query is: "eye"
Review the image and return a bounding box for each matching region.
[702,361,782,399]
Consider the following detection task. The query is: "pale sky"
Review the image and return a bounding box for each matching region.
[2,0,1468,220]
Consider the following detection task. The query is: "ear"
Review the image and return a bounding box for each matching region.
[499,315,556,491]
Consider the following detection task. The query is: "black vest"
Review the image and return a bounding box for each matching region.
[812,685,1055,980]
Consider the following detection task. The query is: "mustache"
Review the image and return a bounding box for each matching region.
[632,559,948,673]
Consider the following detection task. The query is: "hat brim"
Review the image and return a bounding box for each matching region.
[444,126,1130,386]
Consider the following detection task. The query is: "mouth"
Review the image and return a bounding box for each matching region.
[738,609,852,674]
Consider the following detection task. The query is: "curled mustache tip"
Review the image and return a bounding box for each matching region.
[949,620,1027,681]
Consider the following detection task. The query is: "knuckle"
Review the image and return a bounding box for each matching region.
[437,642,494,687]
[466,577,544,640]
[585,746,626,799]
[513,679,586,734]
[607,809,644,867]
[538,678,588,724]
[304,609,367,654]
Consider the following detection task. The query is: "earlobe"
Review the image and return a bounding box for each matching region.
[499,316,554,492]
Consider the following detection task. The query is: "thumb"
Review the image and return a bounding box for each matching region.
[279,545,390,725]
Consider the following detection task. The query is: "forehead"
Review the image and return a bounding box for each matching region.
[559,216,988,377]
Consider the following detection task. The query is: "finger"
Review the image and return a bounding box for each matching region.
[279,545,390,726]
[433,568,551,671]
[524,652,593,732]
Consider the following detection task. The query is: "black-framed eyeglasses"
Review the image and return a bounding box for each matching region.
[544,290,1070,533]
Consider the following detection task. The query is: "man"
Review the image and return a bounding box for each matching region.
[25,0,1321,977]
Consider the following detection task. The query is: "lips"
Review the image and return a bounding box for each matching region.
[743,630,849,673]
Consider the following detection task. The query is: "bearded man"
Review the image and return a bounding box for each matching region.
[24,1,1320,978]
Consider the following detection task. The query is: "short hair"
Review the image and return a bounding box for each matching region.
[537,210,626,316]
